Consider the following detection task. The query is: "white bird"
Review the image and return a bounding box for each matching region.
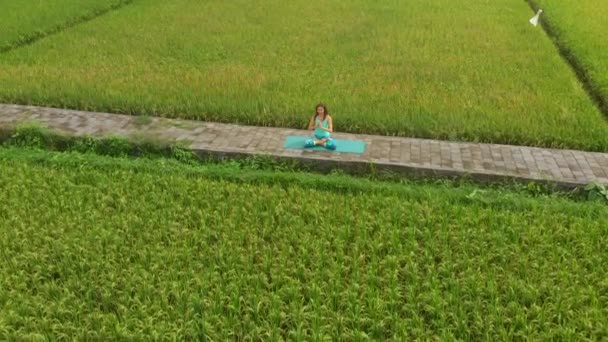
[529,9,543,27]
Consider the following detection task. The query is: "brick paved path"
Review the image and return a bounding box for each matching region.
[1,104,608,188]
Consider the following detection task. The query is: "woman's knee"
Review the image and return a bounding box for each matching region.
[326,139,337,150]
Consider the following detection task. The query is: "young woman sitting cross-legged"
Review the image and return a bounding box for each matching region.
[305,103,336,150]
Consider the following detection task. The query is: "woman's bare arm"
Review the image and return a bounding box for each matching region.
[308,115,316,130]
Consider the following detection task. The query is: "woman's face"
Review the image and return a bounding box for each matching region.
[316,106,325,116]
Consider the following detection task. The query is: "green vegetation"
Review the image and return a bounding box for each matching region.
[0,0,131,52]
[1,0,607,339]
[0,121,599,196]
[1,0,607,150]
[531,0,608,113]
[0,147,607,340]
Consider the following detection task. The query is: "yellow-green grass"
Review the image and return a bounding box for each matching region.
[0,0,130,52]
[1,148,607,340]
[0,0,606,151]
[530,0,608,113]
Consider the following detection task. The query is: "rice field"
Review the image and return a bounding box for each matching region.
[2,2,607,339]
[0,0,607,151]
[0,0,130,52]
[531,0,608,112]
[1,148,607,340]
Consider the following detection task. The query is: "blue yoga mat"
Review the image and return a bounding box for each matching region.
[283,136,367,154]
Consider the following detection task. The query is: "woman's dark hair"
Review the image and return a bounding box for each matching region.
[314,103,329,120]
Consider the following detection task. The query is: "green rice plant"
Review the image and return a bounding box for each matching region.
[0,0,607,150]
[93,135,132,157]
[584,181,608,202]
[0,0,132,52]
[0,148,607,339]
[5,121,48,148]
[530,0,608,114]
[170,142,197,165]
[71,136,100,153]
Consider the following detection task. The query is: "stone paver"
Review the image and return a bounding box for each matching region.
[2,104,608,188]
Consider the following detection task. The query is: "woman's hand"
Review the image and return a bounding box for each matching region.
[316,121,331,132]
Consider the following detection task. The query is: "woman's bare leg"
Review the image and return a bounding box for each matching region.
[315,138,329,146]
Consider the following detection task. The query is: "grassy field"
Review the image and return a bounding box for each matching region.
[0,0,131,52]
[1,148,607,340]
[531,0,608,113]
[0,0,607,151]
